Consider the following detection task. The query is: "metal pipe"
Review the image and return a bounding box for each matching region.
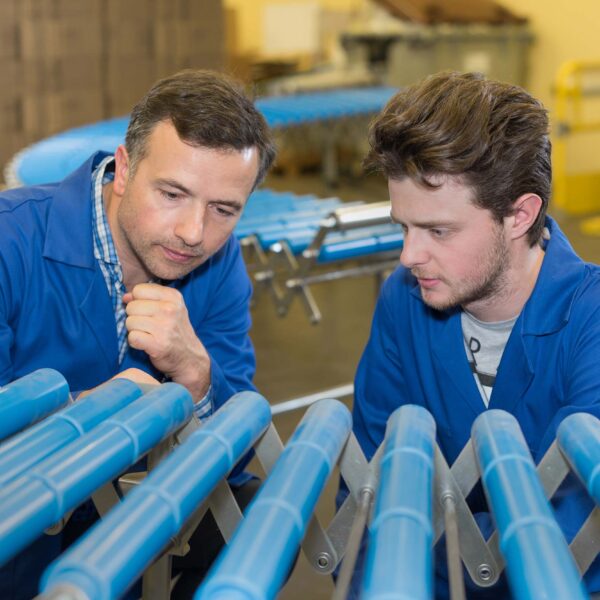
[442,494,466,600]
[332,202,392,230]
[331,486,374,600]
[270,383,353,415]
[285,258,399,288]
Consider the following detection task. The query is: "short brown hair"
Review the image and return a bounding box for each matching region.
[365,71,551,245]
[125,69,276,189]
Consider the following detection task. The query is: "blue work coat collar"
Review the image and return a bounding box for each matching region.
[42,151,118,370]
[43,151,112,270]
[520,216,586,335]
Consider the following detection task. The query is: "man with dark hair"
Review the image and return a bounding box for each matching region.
[0,69,275,599]
[348,72,600,597]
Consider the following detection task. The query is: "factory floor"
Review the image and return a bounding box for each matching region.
[245,168,600,599]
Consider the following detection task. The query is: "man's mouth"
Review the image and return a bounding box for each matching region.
[414,275,441,289]
[161,246,202,263]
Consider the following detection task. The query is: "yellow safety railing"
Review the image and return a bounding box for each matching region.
[554,60,600,225]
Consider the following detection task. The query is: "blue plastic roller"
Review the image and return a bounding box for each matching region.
[0,382,193,566]
[195,398,352,600]
[556,412,600,503]
[0,369,69,441]
[40,392,272,600]
[362,404,436,600]
[0,379,142,487]
[472,410,587,600]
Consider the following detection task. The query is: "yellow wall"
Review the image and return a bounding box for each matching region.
[225,0,599,105]
[500,0,600,175]
[226,0,600,173]
[500,0,599,105]
[223,0,366,56]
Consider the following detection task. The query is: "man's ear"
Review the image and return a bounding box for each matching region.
[113,145,130,196]
[508,193,543,241]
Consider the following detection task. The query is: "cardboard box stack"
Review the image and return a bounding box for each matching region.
[154,0,225,81]
[1,0,25,170]
[1,0,225,177]
[20,0,104,140]
[105,0,158,116]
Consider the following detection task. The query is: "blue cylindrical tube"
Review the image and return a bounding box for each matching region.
[195,398,352,600]
[557,412,600,502]
[472,410,587,600]
[362,404,436,600]
[0,369,69,441]
[0,382,192,566]
[40,392,272,600]
[0,379,142,486]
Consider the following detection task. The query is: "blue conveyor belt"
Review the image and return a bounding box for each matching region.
[240,190,403,261]
[195,399,352,600]
[255,222,403,259]
[9,87,396,187]
[362,405,436,600]
[256,87,396,127]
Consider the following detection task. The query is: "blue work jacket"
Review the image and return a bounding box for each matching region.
[353,216,600,598]
[0,152,257,599]
[0,151,256,404]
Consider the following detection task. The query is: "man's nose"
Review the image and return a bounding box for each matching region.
[399,230,428,269]
[174,205,205,247]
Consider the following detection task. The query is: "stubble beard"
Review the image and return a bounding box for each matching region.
[117,196,206,283]
[126,232,207,282]
[419,225,510,313]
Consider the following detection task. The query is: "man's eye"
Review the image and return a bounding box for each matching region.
[431,228,447,238]
[161,190,180,201]
[213,205,235,217]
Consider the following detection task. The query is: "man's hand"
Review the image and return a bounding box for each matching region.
[110,368,160,387]
[77,368,159,400]
[123,283,211,403]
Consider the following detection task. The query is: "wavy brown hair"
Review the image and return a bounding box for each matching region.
[365,72,551,245]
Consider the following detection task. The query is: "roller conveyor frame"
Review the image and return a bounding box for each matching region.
[3,370,600,599]
[243,201,402,324]
[40,410,600,600]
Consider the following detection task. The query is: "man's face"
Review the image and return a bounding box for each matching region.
[390,175,510,313]
[112,120,259,282]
